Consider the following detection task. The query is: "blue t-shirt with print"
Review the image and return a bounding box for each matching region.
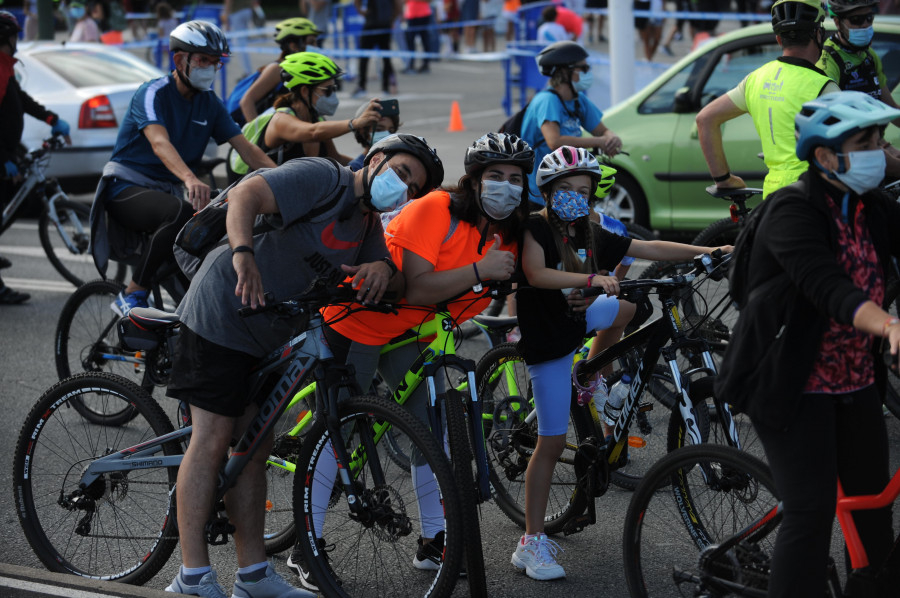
[521,89,603,205]
[110,74,241,184]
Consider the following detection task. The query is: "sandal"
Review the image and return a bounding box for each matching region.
[0,286,30,304]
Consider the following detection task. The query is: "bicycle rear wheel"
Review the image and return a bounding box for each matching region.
[622,444,779,598]
[294,395,464,598]
[12,372,181,583]
[475,343,592,534]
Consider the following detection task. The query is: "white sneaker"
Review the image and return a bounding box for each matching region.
[510,534,565,580]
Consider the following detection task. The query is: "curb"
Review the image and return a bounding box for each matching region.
[0,563,171,597]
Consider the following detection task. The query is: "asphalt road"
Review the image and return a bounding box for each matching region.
[2,26,900,598]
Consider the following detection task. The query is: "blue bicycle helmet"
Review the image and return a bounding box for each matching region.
[795,90,900,160]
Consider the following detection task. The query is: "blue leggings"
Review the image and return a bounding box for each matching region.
[528,295,620,436]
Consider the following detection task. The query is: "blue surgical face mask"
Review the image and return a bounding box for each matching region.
[480,179,523,220]
[834,149,885,194]
[371,130,391,146]
[847,25,874,47]
[305,44,322,54]
[69,5,86,19]
[187,65,216,91]
[551,189,590,221]
[573,69,593,93]
[370,166,409,212]
[315,92,339,116]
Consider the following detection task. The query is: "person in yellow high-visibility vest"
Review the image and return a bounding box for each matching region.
[696,0,840,198]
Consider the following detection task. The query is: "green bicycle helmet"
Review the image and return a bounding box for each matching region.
[771,0,826,34]
[795,90,900,160]
[279,52,343,90]
[594,163,617,200]
[827,0,878,16]
[364,133,444,198]
[274,17,323,44]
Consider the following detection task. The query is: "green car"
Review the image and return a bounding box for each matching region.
[597,20,900,234]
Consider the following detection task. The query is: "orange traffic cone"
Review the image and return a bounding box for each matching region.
[447,101,466,132]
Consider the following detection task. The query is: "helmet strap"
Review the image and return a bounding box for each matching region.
[361,155,390,209]
[477,220,491,254]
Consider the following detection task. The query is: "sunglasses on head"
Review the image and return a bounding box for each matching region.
[317,85,338,97]
[843,13,875,26]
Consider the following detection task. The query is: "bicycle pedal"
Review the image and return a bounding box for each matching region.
[562,513,592,536]
[638,401,653,413]
[204,518,235,546]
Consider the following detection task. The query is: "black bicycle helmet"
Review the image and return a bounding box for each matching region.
[537,40,589,77]
[771,0,826,34]
[0,10,21,41]
[170,20,230,57]
[464,132,535,175]
[364,134,444,198]
[828,0,878,16]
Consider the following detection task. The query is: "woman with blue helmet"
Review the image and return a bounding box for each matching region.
[719,90,900,598]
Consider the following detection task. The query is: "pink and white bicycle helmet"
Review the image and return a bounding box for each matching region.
[535,146,600,190]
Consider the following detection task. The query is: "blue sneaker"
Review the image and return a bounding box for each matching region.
[165,569,228,598]
[232,565,315,598]
[111,289,149,317]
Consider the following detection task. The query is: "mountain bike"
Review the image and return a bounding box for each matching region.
[12,281,466,598]
[622,443,899,597]
[474,252,739,536]
[1,134,124,286]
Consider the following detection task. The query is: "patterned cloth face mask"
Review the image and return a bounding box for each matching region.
[551,189,590,221]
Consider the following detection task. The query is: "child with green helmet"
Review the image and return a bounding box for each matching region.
[227,52,383,183]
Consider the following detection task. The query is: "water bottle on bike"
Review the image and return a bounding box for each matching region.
[603,374,632,426]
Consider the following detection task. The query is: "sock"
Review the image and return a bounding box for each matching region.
[237,561,268,583]
[522,533,539,545]
[181,565,212,585]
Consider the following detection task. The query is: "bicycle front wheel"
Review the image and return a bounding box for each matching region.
[294,395,464,598]
[622,444,779,598]
[12,372,181,583]
[475,343,592,534]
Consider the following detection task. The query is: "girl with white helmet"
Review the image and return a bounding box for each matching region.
[511,145,730,581]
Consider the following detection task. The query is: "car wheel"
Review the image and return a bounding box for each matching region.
[598,172,649,228]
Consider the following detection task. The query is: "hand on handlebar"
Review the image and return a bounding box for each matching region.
[50,119,72,145]
[185,175,212,211]
[476,234,516,281]
[589,273,620,297]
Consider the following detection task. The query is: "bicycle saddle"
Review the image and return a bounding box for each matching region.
[705,185,763,200]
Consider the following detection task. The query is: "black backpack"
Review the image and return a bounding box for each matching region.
[498,89,565,140]
[728,180,803,309]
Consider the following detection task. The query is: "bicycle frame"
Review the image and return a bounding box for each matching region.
[76,312,362,510]
[267,304,493,501]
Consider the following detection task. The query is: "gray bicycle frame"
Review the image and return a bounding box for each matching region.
[77,312,335,498]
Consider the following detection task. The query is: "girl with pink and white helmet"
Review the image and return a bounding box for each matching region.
[510,145,731,581]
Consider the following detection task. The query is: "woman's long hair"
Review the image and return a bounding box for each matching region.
[273,85,315,121]
[445,168,531,248]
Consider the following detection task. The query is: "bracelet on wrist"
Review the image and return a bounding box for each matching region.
[712,171,731,183]
[883,317,900,337]
[232,245,254,256]
[586,273,596,288]
[381,257,398,277]
[348,119,355,132]
[472,262,483,292]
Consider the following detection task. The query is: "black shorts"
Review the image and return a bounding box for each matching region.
[166,325,260,418]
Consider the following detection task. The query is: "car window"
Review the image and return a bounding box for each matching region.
[29,48,163,88]
[698,41,782,106]
[873,32,900,89]
[638,53,713,115]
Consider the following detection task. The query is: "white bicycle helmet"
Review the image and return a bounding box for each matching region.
[536,146,601,190]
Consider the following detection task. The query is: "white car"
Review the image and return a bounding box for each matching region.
[16,42,218,193]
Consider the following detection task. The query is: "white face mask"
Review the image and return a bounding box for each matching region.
[187,65,216,91]
[480,179,522,220]
[833,149,886,194]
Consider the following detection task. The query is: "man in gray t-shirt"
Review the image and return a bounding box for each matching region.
[164,134,443,597]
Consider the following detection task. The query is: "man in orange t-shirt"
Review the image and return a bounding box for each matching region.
[310,133,534,571]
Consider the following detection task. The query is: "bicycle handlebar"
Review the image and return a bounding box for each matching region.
[582,250,731,299]
[237,279,399,319]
